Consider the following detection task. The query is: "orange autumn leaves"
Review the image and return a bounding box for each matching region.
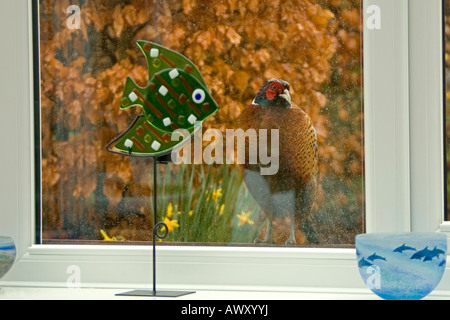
[179,0,338,133]
[39,0,363,241]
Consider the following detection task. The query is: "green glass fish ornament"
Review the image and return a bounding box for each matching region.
[107,41,219,157]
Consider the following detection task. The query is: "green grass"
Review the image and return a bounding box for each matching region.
[150,164,263,244]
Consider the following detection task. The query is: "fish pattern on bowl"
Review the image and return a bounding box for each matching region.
[356,233,447,300]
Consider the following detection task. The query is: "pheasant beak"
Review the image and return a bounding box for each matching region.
[279,89,291,104]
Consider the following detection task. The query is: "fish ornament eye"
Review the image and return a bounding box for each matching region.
[192,89,206,104]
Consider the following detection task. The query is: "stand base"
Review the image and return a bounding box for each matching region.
[116,290,195,297]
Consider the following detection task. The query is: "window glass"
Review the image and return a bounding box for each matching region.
[445,0,450,221]
[37,0,364,246]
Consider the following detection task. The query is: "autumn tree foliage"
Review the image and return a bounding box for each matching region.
[39,0,363,244]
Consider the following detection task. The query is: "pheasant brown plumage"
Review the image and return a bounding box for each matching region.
[235,79,319,245]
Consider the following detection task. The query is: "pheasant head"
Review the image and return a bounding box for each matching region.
[252,79,292,109]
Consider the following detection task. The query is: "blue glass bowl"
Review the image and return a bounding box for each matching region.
[0,236,16,279]
[356,233,447,300]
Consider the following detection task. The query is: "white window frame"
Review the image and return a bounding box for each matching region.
[0,0,448,292]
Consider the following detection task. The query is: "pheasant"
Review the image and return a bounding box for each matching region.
[235,79,319,245]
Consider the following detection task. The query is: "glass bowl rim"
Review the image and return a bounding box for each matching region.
[0,236,15,242]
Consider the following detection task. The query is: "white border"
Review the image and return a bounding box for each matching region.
[409,0,446,232]
[1,0,449,292]
[364,0,411,233]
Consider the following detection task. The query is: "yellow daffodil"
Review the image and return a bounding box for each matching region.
[237,211,254,227]
[166,202,174,219]
[163,217,179,233]
[100,229,126,241]
[211,188,222,201]
[216,203,225,216]
[100,229,114,241]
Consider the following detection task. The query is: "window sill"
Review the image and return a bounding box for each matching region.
[439,222,450,234]
[5,244,450,292]
[5,245,363,289]
[1,285,450,300]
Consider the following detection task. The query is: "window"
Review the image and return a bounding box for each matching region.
[36,0,364,247]
[0,0,447,291]
[445,0,450,222]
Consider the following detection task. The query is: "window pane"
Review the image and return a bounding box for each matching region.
[446,0,450,221]
[37,0,364,246]
[446,0,450,222]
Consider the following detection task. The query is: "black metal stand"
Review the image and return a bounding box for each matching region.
[117,155,195,298]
